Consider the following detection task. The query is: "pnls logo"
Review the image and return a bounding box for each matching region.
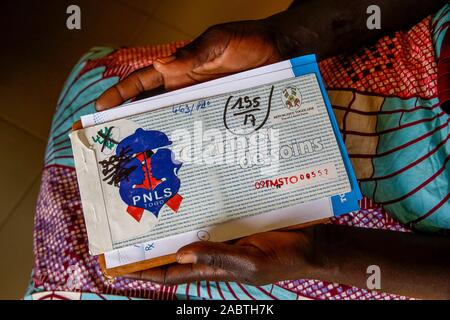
[99,128,183,222]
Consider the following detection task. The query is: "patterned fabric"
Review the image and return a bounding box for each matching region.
[27,5,449,300]
[436,5,450,113]
[320,9,450,233]
[24,291,142,300]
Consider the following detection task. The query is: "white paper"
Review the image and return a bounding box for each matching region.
[72,73,351,256]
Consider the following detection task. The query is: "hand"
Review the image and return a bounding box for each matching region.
[125,229,319,286]
[95,20,280,111]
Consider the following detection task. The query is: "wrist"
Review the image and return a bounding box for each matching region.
[209,19,282,63]
[300,224,341,281]
[259,15,319,60]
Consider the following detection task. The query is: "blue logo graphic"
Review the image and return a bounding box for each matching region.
[115,128,183,221]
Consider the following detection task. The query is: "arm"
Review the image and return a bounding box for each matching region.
[127,225,450,300]
[96,0,445,110]
[267,0,446,60]
[312,225,450,299]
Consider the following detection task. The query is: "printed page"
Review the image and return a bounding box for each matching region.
[82,73,351,251]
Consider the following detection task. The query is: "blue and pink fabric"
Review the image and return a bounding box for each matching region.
[26,4,449,300]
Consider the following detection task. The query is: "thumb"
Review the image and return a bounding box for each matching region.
[152,50,203,90]
[153,51,198,77]
[153,35,220,82]
[176,241,257,272]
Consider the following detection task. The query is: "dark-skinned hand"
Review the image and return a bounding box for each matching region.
[95,20,280,111]
[125,229,318,285]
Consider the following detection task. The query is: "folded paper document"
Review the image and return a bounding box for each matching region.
[70,54,361,273]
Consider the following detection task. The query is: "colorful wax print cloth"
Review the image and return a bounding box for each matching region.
[26,4,449,300]
[320,5,449,233]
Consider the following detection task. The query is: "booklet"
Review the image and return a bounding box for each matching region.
[70,54,361,274]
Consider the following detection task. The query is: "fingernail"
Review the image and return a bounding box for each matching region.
[177,252,197,264]
[156,56,176,64]
[95,102,104,111]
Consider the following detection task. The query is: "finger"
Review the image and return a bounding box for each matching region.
[124,263,234,285]
[152,37,208,76]
[153,52,202,92]
[153,53,194,78]
[177,241,258,273]
[95,66,163,111]
[153,30,226,79]
[123,265,171,283]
